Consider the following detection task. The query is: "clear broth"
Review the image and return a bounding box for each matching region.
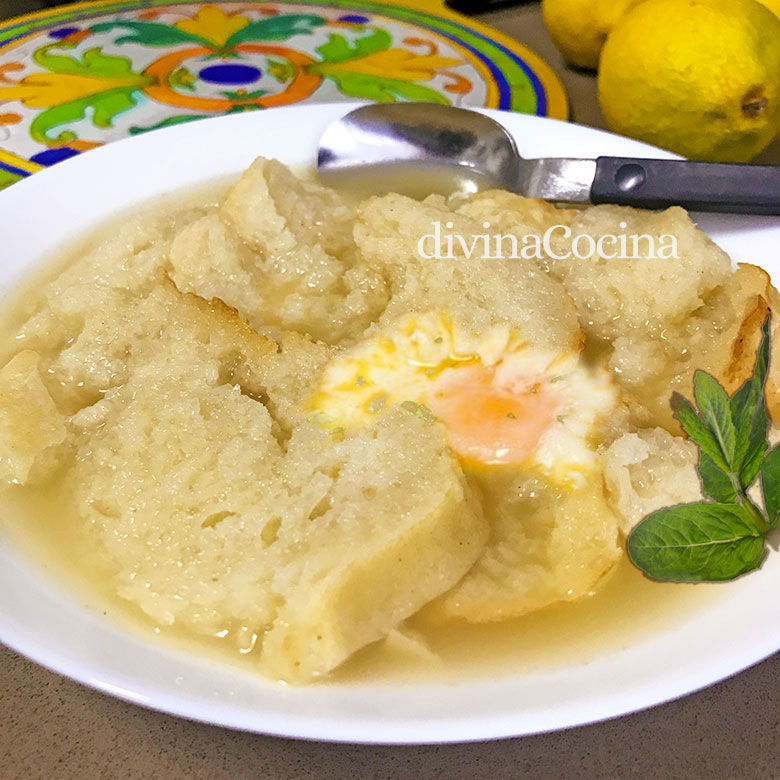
[0,473,716,685]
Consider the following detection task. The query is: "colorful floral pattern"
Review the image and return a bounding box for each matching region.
[0,1,568,188]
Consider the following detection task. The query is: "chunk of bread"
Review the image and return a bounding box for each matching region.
[613,263,779,430]
[428,474,622,622]
[459,197,779,430]
[261,414,485,681]
[0,350,67,484]
[7,212,188,413]
[454,189,577,237]
[542,205,734,337]
[354,192,582,353]
[224,158,351,255]
[603,428,701,534]
[67,281,486,682]
[172,158,388,345]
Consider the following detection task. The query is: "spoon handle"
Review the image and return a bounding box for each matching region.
[590,157,780,215]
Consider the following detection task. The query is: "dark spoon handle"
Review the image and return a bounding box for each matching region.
[591,156,780,215]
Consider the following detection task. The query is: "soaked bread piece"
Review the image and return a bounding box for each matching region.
[453,195,780,430]
[612,262,780,429]
[543,205,734,339]
[0,350,67,484]
[172,158,388,345]
[543,207,780,429]
[454,189,577,237]
[260,414,485,681]
[222,157,354,258]
[6,211,193,414]
[354,192,583,354]
[4,278,486,682]
[428,474,622,622]
[603,428,701,534]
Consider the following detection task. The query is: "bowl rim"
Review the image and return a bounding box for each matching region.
[0,102,778,744]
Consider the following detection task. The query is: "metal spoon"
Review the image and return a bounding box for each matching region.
[317,103,780,214]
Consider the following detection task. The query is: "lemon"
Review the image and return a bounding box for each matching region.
[541,0,646,70]
[598,0,780,162]
[758,0,780,19]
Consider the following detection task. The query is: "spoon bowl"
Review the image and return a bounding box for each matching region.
[317,102,522,198]
[317,103,780,214]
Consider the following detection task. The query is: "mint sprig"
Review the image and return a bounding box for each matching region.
[628,315,778,582]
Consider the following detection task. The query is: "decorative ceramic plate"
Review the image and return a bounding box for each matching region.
[0,0,567,188]
[0,104,778,744]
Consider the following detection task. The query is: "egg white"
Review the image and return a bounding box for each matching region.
[307,312,617,487]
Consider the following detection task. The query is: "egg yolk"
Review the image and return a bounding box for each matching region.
[306,313,617,486]
[426,362,562,465]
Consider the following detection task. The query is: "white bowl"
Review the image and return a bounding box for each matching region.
[0,103,778,744]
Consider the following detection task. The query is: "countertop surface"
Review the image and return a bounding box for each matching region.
[0,2,778,778]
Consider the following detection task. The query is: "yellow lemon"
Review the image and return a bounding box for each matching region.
[598,0,780,162]
[758,0,780,19]
[541,0,646,70]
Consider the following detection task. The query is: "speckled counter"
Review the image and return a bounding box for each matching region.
[1,644,778,779]
[0,2,778,778]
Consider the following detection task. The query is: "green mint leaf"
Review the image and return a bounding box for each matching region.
[732,314,771,482]
[671,393,730,472]
[693,370,737,466]
[697,451,737,503]
[761,444,780,526]
[627,502,766,582]
[731,379,767,464]
[738,435,769,490]
[631,314,773,584]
